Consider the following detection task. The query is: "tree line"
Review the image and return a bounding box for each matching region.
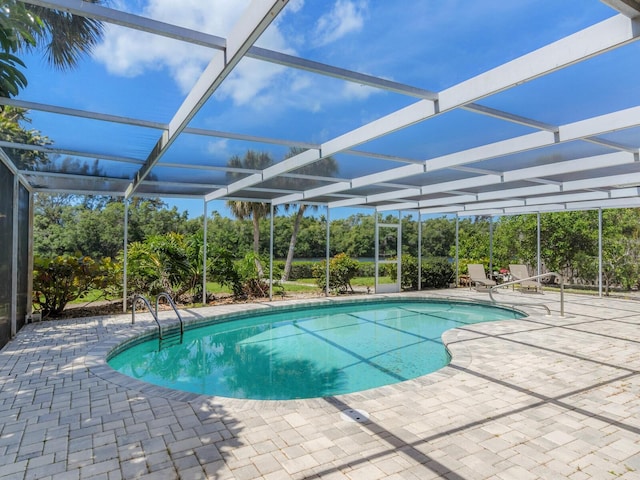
[34,193,640,293]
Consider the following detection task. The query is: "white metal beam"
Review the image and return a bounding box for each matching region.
[419,194,477,208]
[600,0,640,18]
[504,204,567,214]
[125,0,288,199]
[366,188,421,203]
[0,141,145,165]
[564,171,640,190]
[278,106,640,207]
[503,151,636,182]
[306,182,353,198]
[0,98,166,129]
[21,1,441,101]
[376,201,420,212]
[465,199,525,210]
[569,196,640,210]
[328,197,368,208]
[559,105,640,141]
[20,0,227,49]
[351,164,426,189]
[220,11,640,204]
[525,191,610,205]
[438,14,640,109]
[476,184,560,201]
[421,175,502,195]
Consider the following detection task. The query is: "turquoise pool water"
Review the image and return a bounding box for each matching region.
[108,300,524,400]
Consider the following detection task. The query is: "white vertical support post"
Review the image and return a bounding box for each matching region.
[11,176,18,336]
[455,215,459,286]
[374,210,379,293]
[202,199,208,304]
[489,216,493,275]
[536,213,541,277]
[598,208,603,298]
[123,200,129,313]
[269,202,274,301]
[27,189,34,320]
[417,213,422,291]
[325,206,330,297]
[397,210,402,292]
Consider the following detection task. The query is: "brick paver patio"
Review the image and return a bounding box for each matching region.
[1,290,639,479]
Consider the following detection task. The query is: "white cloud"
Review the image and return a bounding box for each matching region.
[217,59,286,106]
[93,0,379,117]
[286,0,305,14]
[206,138,230,157]
[313,0,367,47]
[94,0,294,97]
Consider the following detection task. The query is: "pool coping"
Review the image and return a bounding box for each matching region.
[84,293,531,412]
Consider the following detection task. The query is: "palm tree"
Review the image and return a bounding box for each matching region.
[1,1,40,97]
[0,0,103,97]
[25,3,104,70]
[226,151,275,275]
[281,148,338,281]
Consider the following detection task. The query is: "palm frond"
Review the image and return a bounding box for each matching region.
[26,4,104,70]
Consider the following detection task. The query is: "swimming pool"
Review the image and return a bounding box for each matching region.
[108,299,524,400]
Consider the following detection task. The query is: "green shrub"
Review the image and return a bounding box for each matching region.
[380,255,417,290]
[421,258,454,289]
[123,233,193,300]
[289,261,315,280]
[234,252,284,298]
[33,254,118,317]
[380,255,454,290]
[401,255,419,290]
[312,253,359,293]
[209,247,243,297]
[356,262,375,277]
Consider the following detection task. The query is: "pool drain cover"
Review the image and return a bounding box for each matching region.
[340,408,369,423]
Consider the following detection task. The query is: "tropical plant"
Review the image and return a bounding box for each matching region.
[234,251,283,298]
[0,0,42,96]
[0,107,50,168]
[225,150,275,274]
[32,254,117,316]
[208,246,243,297]
[24,3,103,70]
[123,233,195,301]
[1,0,103,97]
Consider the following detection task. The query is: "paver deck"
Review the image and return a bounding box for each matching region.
[1,289,639,479]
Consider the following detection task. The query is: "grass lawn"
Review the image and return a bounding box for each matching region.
[69,289,116,304]
[69,277,379,305]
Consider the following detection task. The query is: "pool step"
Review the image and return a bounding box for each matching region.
[159,326,183,350]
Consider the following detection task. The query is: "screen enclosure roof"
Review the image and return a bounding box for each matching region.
[2,0,640,217]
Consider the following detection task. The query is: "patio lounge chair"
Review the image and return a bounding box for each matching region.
[467,264,497,290]
[509,264,542,293]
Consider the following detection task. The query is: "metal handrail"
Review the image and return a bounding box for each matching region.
[488,272,565,317]
[131,293,184,339]
[155,292,184,336]
[131,294,163,338]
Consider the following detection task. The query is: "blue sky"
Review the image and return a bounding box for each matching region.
[16,0,628,219]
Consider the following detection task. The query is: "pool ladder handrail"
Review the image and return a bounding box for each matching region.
[488,272,564,317]
[131,293,184,339]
